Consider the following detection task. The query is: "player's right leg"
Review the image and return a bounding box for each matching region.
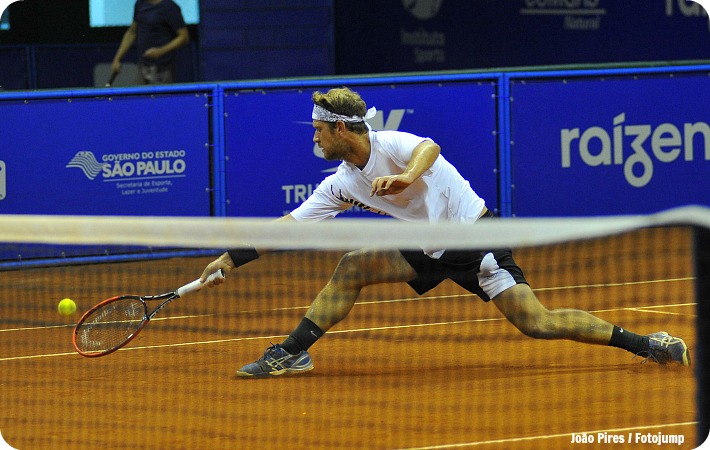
[236,249,417,377]
[302,249,418,330]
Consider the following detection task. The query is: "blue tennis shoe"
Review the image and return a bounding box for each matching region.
[637,331,690,366]
[236,344,314,377]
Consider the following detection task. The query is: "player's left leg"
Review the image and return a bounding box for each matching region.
[492,283,614,344]
[492,283,690,365]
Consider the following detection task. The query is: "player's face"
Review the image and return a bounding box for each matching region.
[313,121,349,161]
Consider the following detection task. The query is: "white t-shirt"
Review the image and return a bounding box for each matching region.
[291,131,486,256]
[292,129,486,221]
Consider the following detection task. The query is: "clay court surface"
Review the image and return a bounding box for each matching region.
[0,227,701,449]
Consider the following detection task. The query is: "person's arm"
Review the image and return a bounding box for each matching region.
[111,21,138,74]
[142,27,189,61]
[199,214,295,285]
[199,173,345,286]
[370,140,441,197]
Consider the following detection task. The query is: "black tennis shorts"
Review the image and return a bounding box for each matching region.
[399,210,528,301]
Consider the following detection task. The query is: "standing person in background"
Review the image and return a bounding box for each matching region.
[111,0,189,85]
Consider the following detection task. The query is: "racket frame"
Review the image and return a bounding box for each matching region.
[72,270,223,357]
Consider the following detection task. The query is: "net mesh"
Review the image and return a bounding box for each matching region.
[0,208,707,449]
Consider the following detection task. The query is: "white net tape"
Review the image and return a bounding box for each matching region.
[1,205,708,250]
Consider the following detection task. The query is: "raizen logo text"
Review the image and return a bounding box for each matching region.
[666,0,710,32]
[561,113,710,187]
[66,150,186,196]
[281,109,411,211]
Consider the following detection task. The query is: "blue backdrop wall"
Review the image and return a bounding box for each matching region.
[1,64,709,262]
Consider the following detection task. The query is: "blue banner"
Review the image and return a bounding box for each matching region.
[0,93,211,215]
[223,82,498,218]
[510,73,710,216]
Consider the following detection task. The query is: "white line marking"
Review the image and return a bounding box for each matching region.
[533,277,694,292]
[0,324,74,332]
[0,351,78,361]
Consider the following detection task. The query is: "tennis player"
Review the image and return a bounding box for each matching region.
[200,87,691,377]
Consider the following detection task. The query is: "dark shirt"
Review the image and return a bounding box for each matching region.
[134,0,186,66]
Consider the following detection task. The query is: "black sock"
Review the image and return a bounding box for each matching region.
[608,325,649,354]
[281,317,325,354]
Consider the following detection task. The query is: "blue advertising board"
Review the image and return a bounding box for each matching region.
[510,73,710,216]
[0,93,211,215]
[223,82,498,218]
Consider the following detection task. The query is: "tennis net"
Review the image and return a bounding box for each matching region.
[0,206,708,449]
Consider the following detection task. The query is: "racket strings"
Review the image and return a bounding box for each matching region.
[74,298,146,354]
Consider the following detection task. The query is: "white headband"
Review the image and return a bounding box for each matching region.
[312,104,377,124]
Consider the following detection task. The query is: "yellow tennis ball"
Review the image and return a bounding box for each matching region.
[58,298,77,316]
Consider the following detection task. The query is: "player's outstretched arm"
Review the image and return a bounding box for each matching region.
[199,214,296,286]
[200,252,237,286]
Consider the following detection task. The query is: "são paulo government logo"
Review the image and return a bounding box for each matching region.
[66,150,187,181]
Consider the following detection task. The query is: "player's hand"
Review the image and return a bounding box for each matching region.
[370,175,412,197]
[200,252,235,287]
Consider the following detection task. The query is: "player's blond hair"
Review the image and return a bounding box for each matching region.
[312,87,369,134]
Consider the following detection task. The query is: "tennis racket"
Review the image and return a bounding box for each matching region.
[72,270,224,357]
[105,71,118,87]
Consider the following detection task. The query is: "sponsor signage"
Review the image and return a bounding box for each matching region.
[0,94,211,215]
[335,0,710,74]
[510,73,710,216]
[223,82,498,217]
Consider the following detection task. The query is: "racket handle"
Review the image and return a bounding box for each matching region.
[177,269,224,297]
